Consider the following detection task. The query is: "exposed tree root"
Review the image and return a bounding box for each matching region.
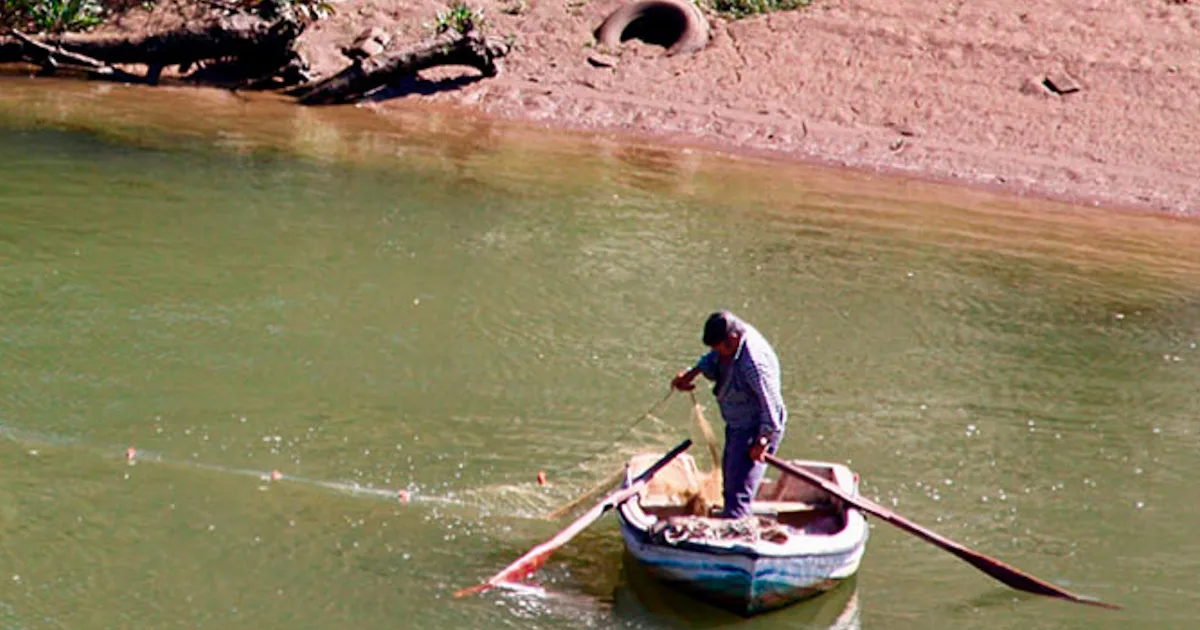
[0,18,510,102]
[292,30,511,105]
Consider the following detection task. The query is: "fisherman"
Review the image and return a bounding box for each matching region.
[671,311,787,519]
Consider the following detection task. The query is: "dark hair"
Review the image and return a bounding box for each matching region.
[702,311,743,346]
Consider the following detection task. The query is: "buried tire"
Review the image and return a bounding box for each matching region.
[594,0,710,56]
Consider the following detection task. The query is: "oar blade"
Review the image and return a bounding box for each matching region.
[456,439,693,598]
[1071,595,1124,611]
[452,549,554,598]
[852,491,1120,608]
[950,547,1123,610]
[763,454,1120,611]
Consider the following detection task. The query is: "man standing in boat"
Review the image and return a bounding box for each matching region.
[671,311,787,519]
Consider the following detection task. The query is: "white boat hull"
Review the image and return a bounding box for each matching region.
[616,458,869,615]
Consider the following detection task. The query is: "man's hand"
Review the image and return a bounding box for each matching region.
[749,436,770,462]
[671,370,697,391]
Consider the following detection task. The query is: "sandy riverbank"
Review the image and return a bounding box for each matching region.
[101,0,1200,215]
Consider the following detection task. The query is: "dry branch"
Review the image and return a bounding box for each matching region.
[0,19,511,100]
[10,30,144,82]
[294,30,510,105]
[41,14,295,65]
[0,14,304,85]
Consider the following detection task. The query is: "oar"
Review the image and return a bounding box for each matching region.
[455,438,693,598]
[763,454,1120,610]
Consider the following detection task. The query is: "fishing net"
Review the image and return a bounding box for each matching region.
[542,392,724,520]
[680,396,723,513]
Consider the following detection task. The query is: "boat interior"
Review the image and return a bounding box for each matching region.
[627,453,850,534]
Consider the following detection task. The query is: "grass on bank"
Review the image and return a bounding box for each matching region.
[1,0,104,32]
[706,0,812,19]
[1,0,334,33]
[431,0,485,35]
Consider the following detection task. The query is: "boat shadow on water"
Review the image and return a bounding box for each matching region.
[613,552,862,630]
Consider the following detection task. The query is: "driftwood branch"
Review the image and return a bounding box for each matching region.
[0,20,512,99]
[10,30,144,82]
[31,14,298,65]
[294,30,510,105]
[0,14,305,85]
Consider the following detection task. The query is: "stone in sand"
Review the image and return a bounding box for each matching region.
[1044,71,1082,95]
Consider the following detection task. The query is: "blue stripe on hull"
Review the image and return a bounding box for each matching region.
[619,520,865,616]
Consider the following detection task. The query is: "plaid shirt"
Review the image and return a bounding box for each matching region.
[694,319,787,438]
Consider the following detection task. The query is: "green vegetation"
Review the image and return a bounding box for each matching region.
[432,1,485,35]
[1,0,104,33]
[253,0,336,23]
[0,0,337,34]
[705,0,811,19]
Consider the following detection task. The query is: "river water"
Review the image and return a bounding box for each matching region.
[1,78,1198,630]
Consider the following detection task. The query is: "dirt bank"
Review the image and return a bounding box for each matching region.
[106,0,1200,215]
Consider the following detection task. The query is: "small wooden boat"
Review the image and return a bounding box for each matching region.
[616,452,869,616]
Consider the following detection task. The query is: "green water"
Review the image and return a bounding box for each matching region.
[1,78,1198,630]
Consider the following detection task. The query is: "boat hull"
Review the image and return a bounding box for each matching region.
[618,517,867,615]
[615,457,869,616]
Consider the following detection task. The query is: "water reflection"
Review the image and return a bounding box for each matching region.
[613,553,861,629]
[603,142,703,197]
[0,77,510,177]
[489,556,862,630]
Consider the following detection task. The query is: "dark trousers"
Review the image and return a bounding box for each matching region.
[721,425,784,519]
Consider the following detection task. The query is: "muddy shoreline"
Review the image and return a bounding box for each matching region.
[428,0,1200,216]
[16,0,1200,216]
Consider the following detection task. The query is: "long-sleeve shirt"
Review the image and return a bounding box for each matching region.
[694,320,787,439]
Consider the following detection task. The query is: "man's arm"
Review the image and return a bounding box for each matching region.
[671,366,701,391]
[672,352,717,391]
